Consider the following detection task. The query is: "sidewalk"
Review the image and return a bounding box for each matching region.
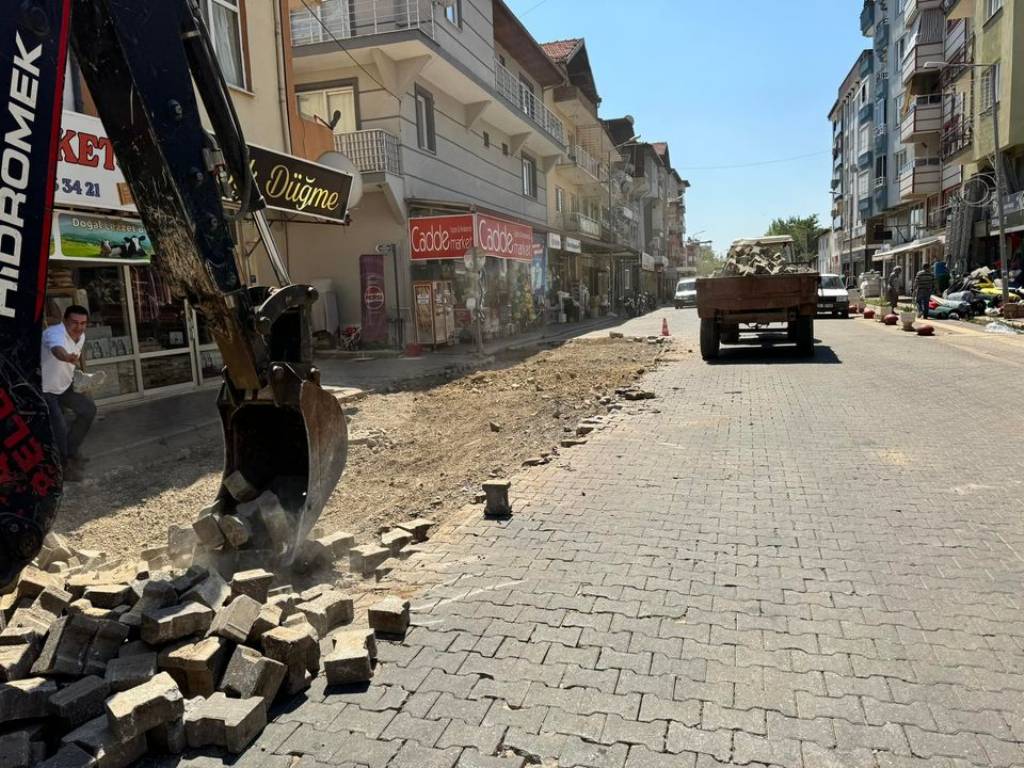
[83,316,619,476]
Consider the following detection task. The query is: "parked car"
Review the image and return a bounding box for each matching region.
[674,277,697,308]
[817,274,850,317]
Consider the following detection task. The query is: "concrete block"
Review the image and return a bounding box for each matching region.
[332,628,377,661]
[295,590,353,637]
[5,607,54,640]
[261,624,319,696]
[62,715,146,768]
[482,480,512,519]
[31,615,95,676]
[14,566,62,602]
[223,470,259,503]
[0,642,38,682]
[169,566,209,596]
[317,531,355,558]
[116,640,150,658]
[229,568,274,603]
[0,676,57,721]
[161,637,230,697]
[147,718,186,754]
[104,653,158,692]
[0,726,46,768]
[118,579,176,629]
[104,672,183,742]
[38,532,74,571]
[184,692,267,753]
[83,620,130,676]
[67,600,117,622]
[349,544,390,577]
[299,584,333,601]
[368,596,410,637]
[192,512,225,549]
[34,585,73,616]
[218,514,251,549]
[323,644,372,685]
[48,675,110,728]
[209,594,261,644]
[248,603,282,644]
[140,602,214,645]
[396,518,436,542]
[381,528,413,555]
[290,538,330,574]
[219,645,286,702]
[181,569,230,610]
[36,744,96,768]
[81,585,133,610]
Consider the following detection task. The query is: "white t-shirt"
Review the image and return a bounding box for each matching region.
[41,323,84,395]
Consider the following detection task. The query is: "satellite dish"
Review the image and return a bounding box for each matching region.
[317,150,363,211]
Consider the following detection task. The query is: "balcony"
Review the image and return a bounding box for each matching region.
[558,145,607,185]
[942,162,962,192]
[858,148,874,170]
[860,1,876,35]
[874,20,889,49]
[859,55,874,78]
[290,0,436,47]
[902,36,944,85]
[900,95,943,143]
[941,116,973,160]
[334,130,402,175]
[858,102,874,125]
[875,125,889,152]
[564,211,602,239]
[904,0,942,24]
[874,178,888,210]
[859,196,873,215]
[899,158,941,201]
[493,58,566,145]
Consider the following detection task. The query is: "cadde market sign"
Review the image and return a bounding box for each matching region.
[410,214,533,262]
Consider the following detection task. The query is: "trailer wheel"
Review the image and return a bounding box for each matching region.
[700,319,720,360]
[722,325,740,344]
[796,316,814,356]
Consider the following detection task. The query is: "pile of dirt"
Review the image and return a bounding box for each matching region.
[57,338,678,559]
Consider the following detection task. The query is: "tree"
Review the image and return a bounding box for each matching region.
[766,215,827,260]
[696,244,723,276]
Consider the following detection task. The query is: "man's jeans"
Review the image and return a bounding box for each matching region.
[916,295,930,319]
[44,386,96,462]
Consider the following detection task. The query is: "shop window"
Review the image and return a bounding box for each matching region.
[199,0,247,89]
[522,154,537,199]
[415,86,437,153]
[131,266,190,353]
[47,265,135,361]
[297,87,358,134]
[141,356,194,390]
[200,349,225,381]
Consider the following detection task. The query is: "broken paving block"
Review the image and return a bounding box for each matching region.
[104,672,183,742]
[14,566,63,602]
[0,726,46,768]
[248,602,282,645]
[81,585,133,610]
[105,653,158,693]
[261,624,319,696]
[290,538,330,575]
[67,600,118,621]
[48,675,110,729]
[295,590,353,637]
[181,569,230,611]
[82,620,130,676]
[0,676,57,721]
[118,579,176,629]
[161,637,230,698]
[169,566,209,596]
[31,615,95,676]
[317,531,355,559]
[217,514,251,549]
[219,645,286,702]
[368,596,410,638]
[166,525,199,563]
[184,692,266,754]
[230,568,274,603]
[223,470,259,503]
[349,544,390,578]
[396,518,436,542]
[192,511,225,549]
[37,744,96,768]
[62,715,146,768]
[209,594,261,644]
[333,628,377,661]
[141,602,214,645]
[323,643,372,686]
[4,608,53,643]
[34,585,73,617]
[381,528,413,555]
[38,532,74,570]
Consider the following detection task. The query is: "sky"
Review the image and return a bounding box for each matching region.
[506,0,869,255]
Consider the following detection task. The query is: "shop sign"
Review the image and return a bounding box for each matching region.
[477,214,534,262]
[248,144,353,223]
[564,237,582,254]
[410,215,476,261]
[56,110,136,213]
[532,236,548,299]
[641,252,656,272]
[547,232,562,250]
[52,212,153,265]
[359,254,388,344]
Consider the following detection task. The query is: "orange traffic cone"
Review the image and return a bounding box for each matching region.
[661,318,670,337]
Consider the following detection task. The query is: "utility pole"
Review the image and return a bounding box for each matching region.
[989,67,1010,308]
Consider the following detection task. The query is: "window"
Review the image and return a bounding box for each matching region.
[859,81,869,106]
[443,0,462,26]
[296,87,357,134]
[986,0,1003,18]
[415,86,436,152]
[519,75,536,120]
[483,131,490,148]
[522,154,537,198]
[858,124,871,154]
[981,63,1001,112]
[200,0,246,89]
[555,187,565,212]
[895,36,905,62]
[502,143,509,156]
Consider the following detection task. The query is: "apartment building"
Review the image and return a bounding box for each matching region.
[829,50,877,275]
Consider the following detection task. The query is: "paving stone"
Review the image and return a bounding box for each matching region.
[317,531,356,559]
[333,627,378,660]
[436,718,506,753]
[0,724,46,768]
[160,636,231,697]
[381,528,414,555]
[349,545,391,577]
[102,653,158,694]
[389,742,462,768]
[382,711,450,746]
[483,700,549,733]
[624,745,697,768]
[35,585,74,615]
[296,590,353,636]
[732,731,803,766]
[184,692,267,753]
[397,518,436,542]
[209,594,262,643]
[560,735,630,768]
[261,623,320,696]
[543,708,606,741]
[368,596,411,637]
[31,615,126,676]
[81,585,132,610]
[62,716,146,768]
[0,676,57,721]
[140,602,214,645]
[639,694,701,726]
[666,724,731,762]
[0,642,38,682]
[328,730,400,767]
[181,569,230,610]
[455,750,526,768]
[35,743,97,768]
[602,713,667,751]
[220,645,287,701]
[249,602,283,644]
[323,643,372,685]
[230,569,275,603]
[104,672,184,743]
[48,675,110,728]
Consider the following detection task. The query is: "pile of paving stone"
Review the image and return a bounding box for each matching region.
[0,492,435,768]
[720,244,813,277]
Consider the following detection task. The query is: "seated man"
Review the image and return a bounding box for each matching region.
[42,305,96,481]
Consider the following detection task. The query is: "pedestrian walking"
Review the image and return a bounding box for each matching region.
[41,305,96,482]
[913,263,936,320]
[887,266,902,314]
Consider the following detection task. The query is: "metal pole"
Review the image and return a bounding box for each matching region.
[989,65,1010,308]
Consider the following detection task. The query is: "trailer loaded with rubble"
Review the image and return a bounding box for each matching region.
[696,237,820,360]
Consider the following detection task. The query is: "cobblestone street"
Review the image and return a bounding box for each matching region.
[215,311,1024,768]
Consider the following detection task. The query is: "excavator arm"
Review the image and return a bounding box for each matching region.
[0,0,348,587]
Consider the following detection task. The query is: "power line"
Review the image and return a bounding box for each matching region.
[296,0,401,103]
[681,150,830,171]
[521,0,555,14]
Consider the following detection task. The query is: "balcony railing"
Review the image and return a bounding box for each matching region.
[905,0,941,24]
[941,116,973,160]
[560,145,607,183]
[291,0,436,47]
[564,211,602,239]
[899,158,941,200]
[334,129,401,175]
[902,37,944,85]
[900,95,943,143]
[859,102,874,125]
[493,58,565,145]
[860,0,876,35]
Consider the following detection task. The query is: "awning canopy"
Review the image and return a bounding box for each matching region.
[872,235,945,262]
